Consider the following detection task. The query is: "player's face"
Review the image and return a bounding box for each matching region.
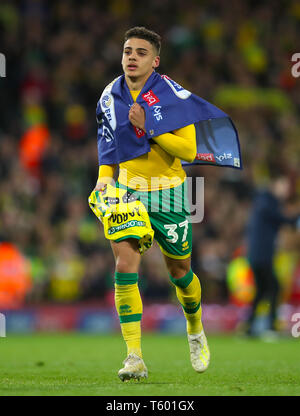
[122,38,160,80]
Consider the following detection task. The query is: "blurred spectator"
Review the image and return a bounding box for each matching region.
[246,174,300,336]
[0,242,32,308]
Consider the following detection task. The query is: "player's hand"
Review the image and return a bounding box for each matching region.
[93,182,107,193]
[88,185,109,223]
[129,103,146,132]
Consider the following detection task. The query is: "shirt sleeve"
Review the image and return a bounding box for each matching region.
[97,164,117,184]
[152,124,196,163]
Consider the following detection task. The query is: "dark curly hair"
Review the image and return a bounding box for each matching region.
[124,27,161,55]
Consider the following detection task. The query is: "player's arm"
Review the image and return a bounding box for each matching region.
[94,164,117,191]
[152,124,197,163]
[128,103,196,162]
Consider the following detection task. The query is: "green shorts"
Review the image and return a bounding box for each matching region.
[116,180,192,259]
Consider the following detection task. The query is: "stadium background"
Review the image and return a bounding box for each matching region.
[0,0,299,335]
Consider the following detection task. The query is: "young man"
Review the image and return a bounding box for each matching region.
[94,27,209,381]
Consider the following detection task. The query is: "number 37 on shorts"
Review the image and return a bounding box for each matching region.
[156,218,192,259]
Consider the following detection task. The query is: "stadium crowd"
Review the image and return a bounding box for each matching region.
[0,0,299,308]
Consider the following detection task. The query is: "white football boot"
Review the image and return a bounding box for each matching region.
[188,330,210,373]
[118,353,148,381]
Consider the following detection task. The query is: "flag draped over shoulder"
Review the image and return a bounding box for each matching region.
[96,71,242,169]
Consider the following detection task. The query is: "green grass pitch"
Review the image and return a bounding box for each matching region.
[0,332,299,396]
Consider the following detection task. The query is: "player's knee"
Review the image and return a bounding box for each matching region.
[115,257,138,274]
[165,255,191,279]
[167,263,190,279]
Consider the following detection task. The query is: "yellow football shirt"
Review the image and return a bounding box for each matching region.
[118,90,195,191]
[98,89,196,191]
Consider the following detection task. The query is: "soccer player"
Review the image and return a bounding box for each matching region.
[94,27,209,381]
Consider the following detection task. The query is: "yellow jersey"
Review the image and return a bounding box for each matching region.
[99,89,196,191]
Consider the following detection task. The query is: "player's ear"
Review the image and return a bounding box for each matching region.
[152,56,160,69]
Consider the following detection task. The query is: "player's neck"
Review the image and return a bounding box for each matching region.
[125,70,154,91]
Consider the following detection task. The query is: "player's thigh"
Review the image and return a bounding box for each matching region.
[150,208,192,260]
[148,184,192,260]
[110,238,141,273]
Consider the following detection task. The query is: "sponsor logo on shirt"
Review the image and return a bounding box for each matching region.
[152,105,163,122]
[195,153,216,162]
[133,126,145,138]
[110,207,141,225]
[142,90,160,106]
[215,152,232,162]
